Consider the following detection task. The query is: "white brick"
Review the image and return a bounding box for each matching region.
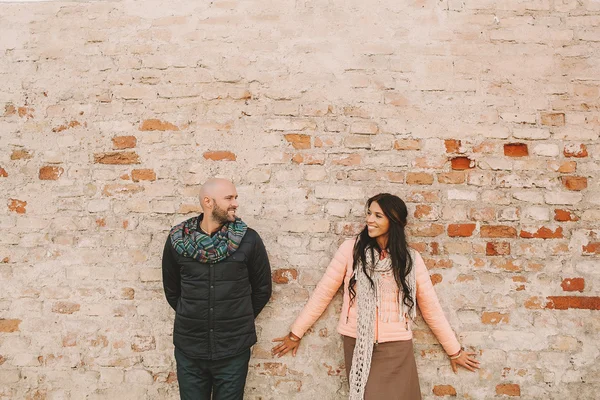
[513,128,551,140]
[532,143,560,157]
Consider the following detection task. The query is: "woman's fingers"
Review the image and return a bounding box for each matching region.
[272,337,285,342]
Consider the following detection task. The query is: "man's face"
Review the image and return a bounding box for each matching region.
[211,184,239,224]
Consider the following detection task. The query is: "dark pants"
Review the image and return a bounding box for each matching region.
[175,347,251,400]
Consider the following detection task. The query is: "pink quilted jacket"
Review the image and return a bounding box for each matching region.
[290,239,461,355]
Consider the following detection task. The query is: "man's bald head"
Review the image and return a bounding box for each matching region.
[199,178,235,203]
[199,178,239,224]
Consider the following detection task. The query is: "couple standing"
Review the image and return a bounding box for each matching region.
[162,178,479,400]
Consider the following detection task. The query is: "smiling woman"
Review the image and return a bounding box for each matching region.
[272,193,479,400]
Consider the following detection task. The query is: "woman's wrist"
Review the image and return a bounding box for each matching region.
[449,347,463,359]
[288,332,301,342]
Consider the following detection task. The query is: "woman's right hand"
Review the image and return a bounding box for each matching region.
[271,332,301,357]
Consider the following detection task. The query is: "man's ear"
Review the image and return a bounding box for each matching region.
[201,196,212,210]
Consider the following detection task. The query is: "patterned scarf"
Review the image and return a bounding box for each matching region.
[348,248,416,400]
[169,215,248,263]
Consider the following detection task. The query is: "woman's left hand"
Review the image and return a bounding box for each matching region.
[450,350,480,373]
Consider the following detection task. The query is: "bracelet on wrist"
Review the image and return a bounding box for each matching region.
[288,332,300,342]
[449,349,463,360]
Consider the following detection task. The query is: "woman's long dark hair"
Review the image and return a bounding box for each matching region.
[348,193,414,312]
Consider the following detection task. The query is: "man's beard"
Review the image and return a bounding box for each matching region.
[212,202,235,224]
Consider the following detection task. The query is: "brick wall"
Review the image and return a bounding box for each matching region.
[1,0,599,399]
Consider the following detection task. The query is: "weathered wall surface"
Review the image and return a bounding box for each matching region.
[1,0,599,398]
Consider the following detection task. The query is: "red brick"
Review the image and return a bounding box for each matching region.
[292,153,325,165]
[438,171,466,184]
[332,153,361,166]
[8,199,27,214]
[139,119,179,131]
[406,172,434,185]
[0,167,7,177]
[406,190,440,203]
[496,384,521,396]
[10,149,32,160]
[414,205,433,219]
[450,157,473,170]
[524,297,543,309]
[52,120,81,133]
[561,176,587,191]
[468,207,497,222]
[284,134,311,149]
[481,312,509,325]
[564,144,588,158]
[203,151,236,161]
[520,226,564,239]
[545,296,600,310]
[272,269,298,284]
[492,258,522,272]
[481,311,509,325]
[394,139,421,150]
[52,302,80,314]
[433,385,456,396]
[480,225,517,238]
[409,223,445,237]
[582,242,600,255]
[131,169,156,182]
[112,136,137,149]
[39,166,64,180]
[504,143,528,157]
[447,224,476,237]
[444,140,461,153]
[561,278,584,292]
[0,319,21,333]
[554,209,579,222]
[94,152,141,165]
[430,274,443,286]
[541,112,565,126]
[486,242,511,256]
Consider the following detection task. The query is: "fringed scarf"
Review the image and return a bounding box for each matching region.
[169,215,247,263]
[348,248,416,400]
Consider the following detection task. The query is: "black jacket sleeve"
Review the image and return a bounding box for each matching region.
[162,237,181,311]
[247,232,272,317]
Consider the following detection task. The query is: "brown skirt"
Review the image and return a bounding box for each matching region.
[343,336,422,400]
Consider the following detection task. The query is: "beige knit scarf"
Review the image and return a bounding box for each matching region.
[348,248,416,400]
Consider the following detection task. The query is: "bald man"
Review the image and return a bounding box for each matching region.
[162,179,272,400]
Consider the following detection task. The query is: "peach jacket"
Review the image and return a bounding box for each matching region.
[290,239,461,355]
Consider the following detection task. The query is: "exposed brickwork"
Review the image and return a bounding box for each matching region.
[1,2,599,399]
[39,166,64,180]
[131,169,157,182]
[112,136,137,149]
[504,143,528,157]
[561,278,584,292]
[496,384,521,396]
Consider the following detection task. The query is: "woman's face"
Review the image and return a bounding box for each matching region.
[366,201,390,239]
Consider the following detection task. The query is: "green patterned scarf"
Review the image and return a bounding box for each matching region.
[169,215,248,263]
